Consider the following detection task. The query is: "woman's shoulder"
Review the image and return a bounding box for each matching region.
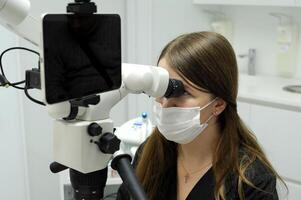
[225,150,278,199]
[250,159,275,178]
[239,149,276,181]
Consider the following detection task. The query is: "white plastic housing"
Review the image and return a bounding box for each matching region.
[122,63,169,97]
[115,117,153,145]
[53,119,113,173]
[77,89,123,121]
[0,0,30,25]
[0,0,40,46]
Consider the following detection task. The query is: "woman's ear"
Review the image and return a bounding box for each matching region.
[213,98,227,116]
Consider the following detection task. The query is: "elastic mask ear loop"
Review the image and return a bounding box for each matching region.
[200,97,218,111]
[200,97,218,125]
[204,114,214,124]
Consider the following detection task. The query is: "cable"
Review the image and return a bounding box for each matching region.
[0,47,45,106]
[0,74,8,86]
[0,47,40,90]
[11,80,26,86]
[24,86,46,106]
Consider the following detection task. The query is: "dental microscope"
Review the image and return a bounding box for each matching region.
[0,0,185,199]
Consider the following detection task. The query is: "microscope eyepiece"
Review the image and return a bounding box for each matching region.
[164,79,185,98]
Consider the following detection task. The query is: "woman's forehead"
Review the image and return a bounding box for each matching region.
[158,58,210,96]
[158,58,197,90]
[158,59,183,80]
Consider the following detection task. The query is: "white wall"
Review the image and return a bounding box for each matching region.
[150,3,301,79]
[0,28,29,200]
[219,5,301,78]
[151,1,212,64]
[151,3,301,78]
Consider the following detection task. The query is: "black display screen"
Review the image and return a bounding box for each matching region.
[42,14,121,104]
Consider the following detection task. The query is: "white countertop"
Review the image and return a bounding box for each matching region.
[238,74,301,112]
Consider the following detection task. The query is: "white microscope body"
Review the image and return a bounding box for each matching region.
[49,64,169,173]
[0,0,174,174]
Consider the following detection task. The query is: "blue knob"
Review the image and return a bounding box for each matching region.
[141,112,147,119]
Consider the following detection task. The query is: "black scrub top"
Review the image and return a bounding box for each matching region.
[116,144,278,200]
[167,167,215,200]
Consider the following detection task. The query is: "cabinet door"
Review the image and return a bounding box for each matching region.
[250,105,301,182]
[193,0,295,6]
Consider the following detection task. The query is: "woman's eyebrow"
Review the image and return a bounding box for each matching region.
[175,77,203,93]
[184,81,208,94]
[172,78,194,93]
[183,82,195,93]
[177,75,199,92]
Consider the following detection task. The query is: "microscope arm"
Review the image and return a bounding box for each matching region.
[0,0,40,46]
[77,63,170,121]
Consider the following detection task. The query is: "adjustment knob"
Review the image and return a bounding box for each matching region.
[88,123,102,137]
[96,133,120,154]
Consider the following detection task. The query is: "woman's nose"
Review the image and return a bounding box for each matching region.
[156,97,176,108]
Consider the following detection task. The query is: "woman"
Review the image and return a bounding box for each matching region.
[117,32,284,199]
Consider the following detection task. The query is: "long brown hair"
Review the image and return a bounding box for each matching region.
[136,32,285,199]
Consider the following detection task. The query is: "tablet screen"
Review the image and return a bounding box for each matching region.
[42,14,121,104]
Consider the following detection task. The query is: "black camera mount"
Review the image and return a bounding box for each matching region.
[67,0,97,15]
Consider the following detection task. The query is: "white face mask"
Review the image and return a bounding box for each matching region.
[153,98,217,144]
